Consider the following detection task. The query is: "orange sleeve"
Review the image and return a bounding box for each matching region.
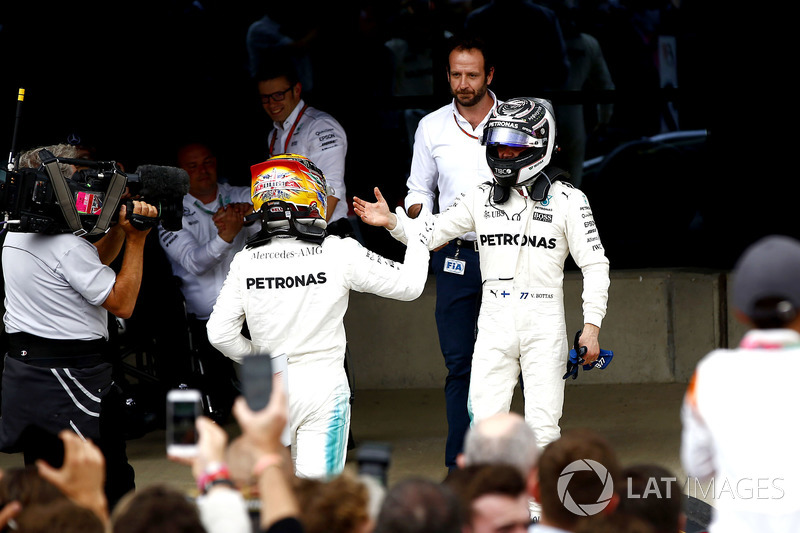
[685,370,699,408]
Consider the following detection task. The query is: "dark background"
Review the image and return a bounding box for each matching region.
[0,0,791,270]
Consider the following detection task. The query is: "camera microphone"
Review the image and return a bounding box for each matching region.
[132,165,190,198]
[124,165,189,231]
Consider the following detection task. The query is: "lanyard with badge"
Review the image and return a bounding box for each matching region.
[444,241,468,275]
[269,103,309,156]
[193,194,227,215]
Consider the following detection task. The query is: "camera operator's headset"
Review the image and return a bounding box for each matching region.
[39,149,128,237]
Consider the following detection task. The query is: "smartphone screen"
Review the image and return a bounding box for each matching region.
[242,354,273,411]
[166,389,201,457]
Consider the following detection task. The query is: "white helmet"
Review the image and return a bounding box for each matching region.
[482,97,557,188]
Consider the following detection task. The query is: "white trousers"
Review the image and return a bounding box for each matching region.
[288,367,351,479]
[468,287,569,448]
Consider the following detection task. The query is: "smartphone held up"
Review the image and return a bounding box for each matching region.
[166,388,202,458]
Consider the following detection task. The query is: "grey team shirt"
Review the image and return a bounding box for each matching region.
[2,232,115,340]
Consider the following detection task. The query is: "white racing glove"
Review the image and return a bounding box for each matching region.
[394,206,433,248]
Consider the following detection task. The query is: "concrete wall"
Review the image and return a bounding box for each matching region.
[343,270,749,389]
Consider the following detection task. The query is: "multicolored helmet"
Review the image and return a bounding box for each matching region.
[250,154,329,228]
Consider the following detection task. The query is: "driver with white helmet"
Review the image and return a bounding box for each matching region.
[207,154,430,479]
[354,97,610,448]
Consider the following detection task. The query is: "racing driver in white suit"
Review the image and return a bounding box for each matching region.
[207,154,429,479]
[354,97,610,448]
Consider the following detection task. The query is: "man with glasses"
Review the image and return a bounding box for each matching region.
[257,62,351,236]
[158,142,260,420]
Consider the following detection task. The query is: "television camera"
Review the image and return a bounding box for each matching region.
[1,153,189,236]
[2,89,188,236]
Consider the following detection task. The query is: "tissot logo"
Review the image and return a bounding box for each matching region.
[246,272,327,289]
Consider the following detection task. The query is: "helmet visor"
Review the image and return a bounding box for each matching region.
[483,126,547,148]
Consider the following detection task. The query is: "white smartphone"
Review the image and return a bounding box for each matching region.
[166,388,202,458]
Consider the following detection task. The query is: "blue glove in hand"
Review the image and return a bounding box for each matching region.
[562,330,614,380]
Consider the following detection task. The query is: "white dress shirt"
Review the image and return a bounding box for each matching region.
[404,91,500,241]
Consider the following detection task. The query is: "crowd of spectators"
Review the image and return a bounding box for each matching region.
[0,399,694,532]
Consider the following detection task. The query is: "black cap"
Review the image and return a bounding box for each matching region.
[732,235,800,319]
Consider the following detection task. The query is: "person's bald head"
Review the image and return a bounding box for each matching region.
[460,412,540,476]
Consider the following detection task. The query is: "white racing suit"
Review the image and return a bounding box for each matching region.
[390,179,609,446]
[207,232,429,478]
[681,329,800,532]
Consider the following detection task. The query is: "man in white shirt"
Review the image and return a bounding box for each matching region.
[403,34,499,471]
[158,142,259,420]
[257,62,351,236]
[355,97,610,455]
[681,235,800,532]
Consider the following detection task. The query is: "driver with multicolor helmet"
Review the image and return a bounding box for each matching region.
[207,153,430,479]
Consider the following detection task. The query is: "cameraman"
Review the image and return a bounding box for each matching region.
[0,143,157,509]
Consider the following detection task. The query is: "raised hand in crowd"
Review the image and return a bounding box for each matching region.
[232,374,300,532]
[35,430,109,525]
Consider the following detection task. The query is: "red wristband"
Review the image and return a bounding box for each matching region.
[197,463,231,494]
